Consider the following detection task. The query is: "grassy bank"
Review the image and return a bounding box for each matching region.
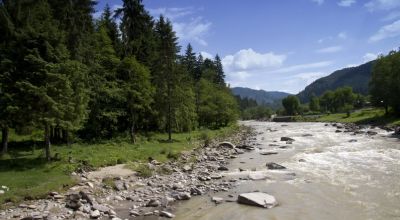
[301,108,400,126]
[0,124,239,205]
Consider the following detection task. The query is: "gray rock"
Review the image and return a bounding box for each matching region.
[146,199,161,207]
[218,166,229,171]
[92,204,109,213]
[114,181,126,191]
[260,151,278,156]
[160,211,175,218]
[90,210,101,219]
[266,162,286,170]
[218,142,236,149]
[212,197,224,204]
[280,137,294,142]
[237,192,278,208]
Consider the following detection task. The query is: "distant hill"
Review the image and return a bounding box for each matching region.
[297,61,375,103]
[231,87,291,109]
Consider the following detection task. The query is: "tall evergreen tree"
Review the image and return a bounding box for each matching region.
[182,44,197,81]
[115,0,156,66]
[214,54,225,85]
[48,0,96,62]
[99,4,122,56]
[153,15,181,141]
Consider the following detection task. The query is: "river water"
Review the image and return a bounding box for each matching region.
[173,122,400,220]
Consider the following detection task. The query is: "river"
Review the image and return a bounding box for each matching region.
[172,122,400,220]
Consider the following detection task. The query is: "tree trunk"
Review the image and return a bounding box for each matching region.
[130,122,136,144]
[1,127,9,155]
[45,125,51,161]
[385,105,389,115]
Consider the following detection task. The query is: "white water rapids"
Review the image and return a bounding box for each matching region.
[172,122,400,220]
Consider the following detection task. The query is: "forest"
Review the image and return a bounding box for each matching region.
[0,0,239,161]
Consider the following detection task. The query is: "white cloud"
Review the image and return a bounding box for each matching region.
[365,0,400,11]
[311,0,325,5]
[148,7,194,20]
[173,17,212,46]
[363,53,378,62]
[222,48,286,72]
[338,0,356,7]
[382,11,400,21]
[338,32,347,39]
[200,51,213,59]
[316,46,343,53]
[272,61,333,73]
[369,19,400,42]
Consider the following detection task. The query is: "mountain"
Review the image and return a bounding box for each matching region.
[297,61,375,103]
[231,87,291,109]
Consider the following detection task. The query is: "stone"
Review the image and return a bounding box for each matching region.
[190,187,203,195]
[182,165,192,172]
[248,173,269,180]
[266,162,286,170]
[19,204,28,208]
[66,200,82,210]
[218,166,229,171]
[260,151,278,156]
[218,142,236,149]
[348,139,357,143]
[212,197,224,204]
[210,174,222,179]
[114,181,126,191]
[53,194,64,199]
[234,148,245,154]
[160,211,175,218]
[280,137,294,142]
[114,195,123,201]
[173,192,191,200]
[146,199,161,207]
[79,191,93,205]
[129,210,140,216]
[237,192,278,208]
[86,182,94,188]
[28,205,37,209]
[92,204,109,213]
[90,210,101,219]
[367,131,378,136]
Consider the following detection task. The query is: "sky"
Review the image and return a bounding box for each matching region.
[94,0,400,94]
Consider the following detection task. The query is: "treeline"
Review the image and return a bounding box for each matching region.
[370,50,400,115]
[0,0,238,160]
[235,96,272,120]
[281,87,366,116]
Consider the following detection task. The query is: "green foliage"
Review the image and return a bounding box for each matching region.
[242,106,272,120]
[282,95,300,115]
[370,50,400,114]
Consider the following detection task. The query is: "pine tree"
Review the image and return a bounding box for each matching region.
[153,15,182,140]
[48,0,96,62]
[99,4,122,56]
[214,54,225,86]
[116,0,156,66]
[182,44,197,81]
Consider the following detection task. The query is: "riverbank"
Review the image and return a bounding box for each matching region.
[295,108,400,128]
[0,125,255,219]
[0,125,240,206]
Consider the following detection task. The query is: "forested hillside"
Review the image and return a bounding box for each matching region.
[297,61,374,103]
[231,87,290,109]
[0,0,239,160]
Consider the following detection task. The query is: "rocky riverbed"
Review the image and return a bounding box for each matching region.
[2,122,400,220]
[0,126,257,220]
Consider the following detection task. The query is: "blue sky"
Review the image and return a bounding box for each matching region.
[95,0,400,94]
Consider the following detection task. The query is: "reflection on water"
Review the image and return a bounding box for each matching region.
[173,122,400,220]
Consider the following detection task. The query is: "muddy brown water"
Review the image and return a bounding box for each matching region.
[125,122,400,220]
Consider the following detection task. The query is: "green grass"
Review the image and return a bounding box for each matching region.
[315,108,400,126]
[0,124,239,206]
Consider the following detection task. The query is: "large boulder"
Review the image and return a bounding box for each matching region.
[237,192,278,208]
[280,137,294,142]
[218,142,236,149]
[395,127,400,135]
[266,162,286,170]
